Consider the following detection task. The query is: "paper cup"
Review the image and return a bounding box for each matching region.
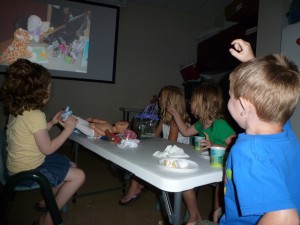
[194,136,205,151]
[210,146,226,168]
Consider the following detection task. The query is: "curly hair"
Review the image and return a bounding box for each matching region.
[158,86,190,125]
[191,83,224,124]
[0,59,52,116]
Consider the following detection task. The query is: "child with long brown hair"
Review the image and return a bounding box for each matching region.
[168,83,236,225]
[1,59,85,225]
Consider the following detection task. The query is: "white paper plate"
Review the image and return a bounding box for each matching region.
[158,158,199,171]
[200,151,210,159]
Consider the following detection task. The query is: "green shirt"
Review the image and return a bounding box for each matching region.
[194,118,235,146]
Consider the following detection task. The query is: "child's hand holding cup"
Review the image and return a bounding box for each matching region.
[194,136,205,151]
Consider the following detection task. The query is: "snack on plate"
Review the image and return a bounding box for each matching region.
[163,158,188,169]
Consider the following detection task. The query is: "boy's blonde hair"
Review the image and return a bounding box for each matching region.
[230,54,300,126]
[159,86,190,125]
[190,84,224,123]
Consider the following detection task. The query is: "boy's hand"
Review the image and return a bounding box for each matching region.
[229,39,255,62]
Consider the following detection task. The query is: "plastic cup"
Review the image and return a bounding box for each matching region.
[210,146,226,168]
[194,136,205,151]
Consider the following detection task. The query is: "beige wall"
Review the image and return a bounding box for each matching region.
[0,1,216,131]
[256,0,300,140]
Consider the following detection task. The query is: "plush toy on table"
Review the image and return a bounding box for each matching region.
[87,118,129,136]
[61,107,134,142]
[40,21,54,36]
[0,28,33,64]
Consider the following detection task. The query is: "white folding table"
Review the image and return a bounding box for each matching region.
[69,133,223,225]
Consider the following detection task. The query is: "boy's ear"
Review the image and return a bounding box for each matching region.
[240,97,254,113]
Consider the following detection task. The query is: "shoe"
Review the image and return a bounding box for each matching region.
[119,188,147,205]
[34,203,47,213]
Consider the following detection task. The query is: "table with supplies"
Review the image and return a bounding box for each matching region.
[69,133,223,225]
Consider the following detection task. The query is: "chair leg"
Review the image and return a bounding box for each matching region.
[0,171,64,225]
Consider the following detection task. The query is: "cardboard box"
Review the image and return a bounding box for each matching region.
[225,0,259,22]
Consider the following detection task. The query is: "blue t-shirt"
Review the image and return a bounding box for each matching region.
[220,121,300,225]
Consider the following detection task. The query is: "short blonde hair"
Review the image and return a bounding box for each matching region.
[190,84,224,123]
[159,86,190,125]
[230,54,300,125]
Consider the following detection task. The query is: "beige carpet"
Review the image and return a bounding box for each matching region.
[1,141,215,225]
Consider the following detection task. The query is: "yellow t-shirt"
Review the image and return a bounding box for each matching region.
[6,110,47,174]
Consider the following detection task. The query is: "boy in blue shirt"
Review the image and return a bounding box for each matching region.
[218,39,300,225]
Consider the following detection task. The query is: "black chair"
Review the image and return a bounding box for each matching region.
[0,130,64,225]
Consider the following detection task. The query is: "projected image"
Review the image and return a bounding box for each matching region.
[0,1,90,74]
[0,0,119,83]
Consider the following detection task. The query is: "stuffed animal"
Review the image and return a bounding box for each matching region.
[27,15,43,42]
[40,21,53,35]
[0,28,33,64]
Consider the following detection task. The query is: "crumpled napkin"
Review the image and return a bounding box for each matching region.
[117,139,140,148]
[153,145,189,158]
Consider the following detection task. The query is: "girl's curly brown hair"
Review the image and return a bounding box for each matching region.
[0,59,52,116]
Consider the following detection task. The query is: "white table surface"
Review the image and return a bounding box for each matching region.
[69,133,223,192]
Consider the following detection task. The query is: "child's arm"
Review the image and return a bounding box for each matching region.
[168,119,179,141]
[34,116,77,155]
[229,39,255,62]
[258,209,299,225]
[167,104,198,136]
[154,120,163,137]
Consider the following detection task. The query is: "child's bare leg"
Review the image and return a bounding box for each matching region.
[39,167,85,225]
[36,186,60,208]
[54,167,85,209]
[213,183,223,222]
[183,189,202,223]
[119,177,145,204]
[37,162,78,208]
[126,178,143,196]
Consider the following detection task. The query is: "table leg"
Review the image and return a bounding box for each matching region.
[72,141,79,164]
[161,191,182,225]
[173,192,182,225]
[70,140,123,203]
[122,111,126,121]
[71,141,79,203]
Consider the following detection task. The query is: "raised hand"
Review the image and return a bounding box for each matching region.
[229,39,255,62]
